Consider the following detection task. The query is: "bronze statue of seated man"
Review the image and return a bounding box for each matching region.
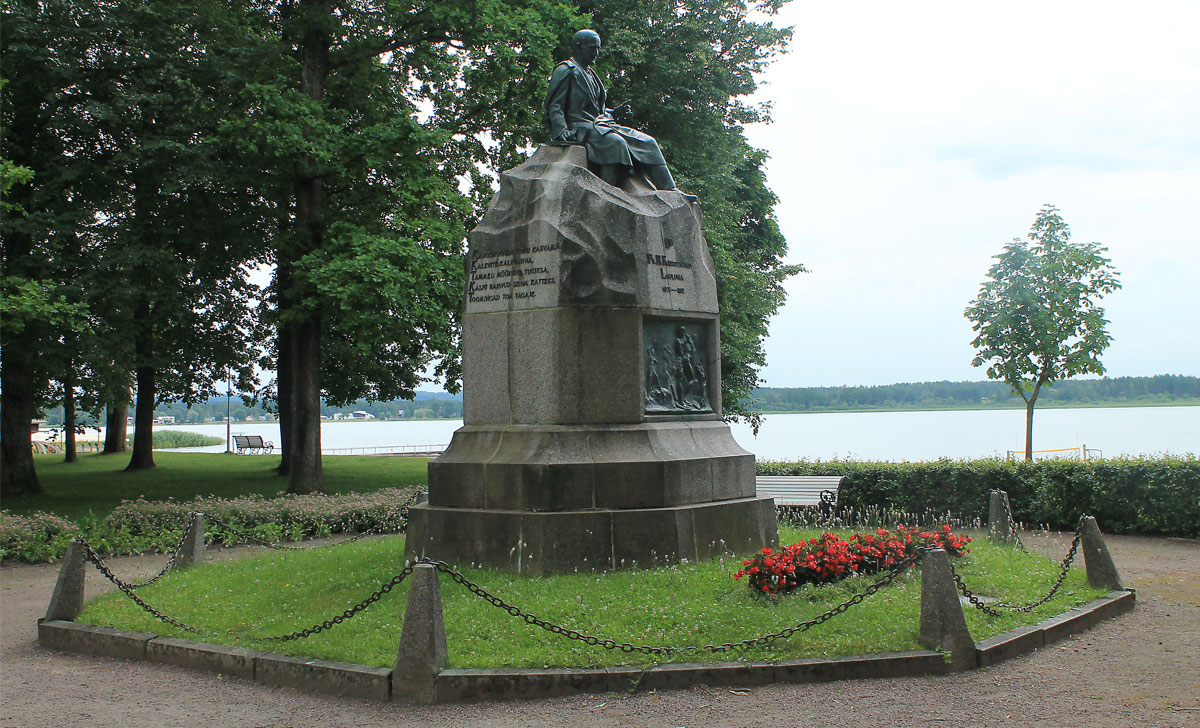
[545,29,694,200]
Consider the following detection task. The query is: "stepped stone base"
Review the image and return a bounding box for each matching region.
[404,496,778,575]
[426,420,756,511]
[406,420,777,574]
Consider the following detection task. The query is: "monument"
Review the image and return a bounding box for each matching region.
[403,30,778,574]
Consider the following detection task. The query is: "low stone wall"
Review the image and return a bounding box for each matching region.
[37,590,1134,703]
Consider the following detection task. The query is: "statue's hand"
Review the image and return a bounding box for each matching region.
[610,101,631,121]
[553,129,576,142]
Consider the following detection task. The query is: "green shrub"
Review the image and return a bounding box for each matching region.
[1,488,417,563]
[0,510,82,562]
[758,455,1199,537]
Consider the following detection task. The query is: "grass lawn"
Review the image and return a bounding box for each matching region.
[77,526,1108,669]
[7,452,429,522]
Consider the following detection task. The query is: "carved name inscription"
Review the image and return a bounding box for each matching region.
[643,320,712,414]
[645,250,692,296]
[467,243,560,305]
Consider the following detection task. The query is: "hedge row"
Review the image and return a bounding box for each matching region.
[0,488,417,563]
[757,455,1200,538]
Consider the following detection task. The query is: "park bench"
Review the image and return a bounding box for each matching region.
[233,434,275,455]
[755,475,842,513]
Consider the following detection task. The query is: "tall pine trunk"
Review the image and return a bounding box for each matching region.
[63,372,77,463]
[104,395,129,454]
[281,0,330,494]
[287,314,325,492]
[0,342,42,496]
[275,283,293,476]
[127,299,156,470]
[0,174,43,495]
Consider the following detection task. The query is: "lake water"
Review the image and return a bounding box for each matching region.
[160,405,1198,461]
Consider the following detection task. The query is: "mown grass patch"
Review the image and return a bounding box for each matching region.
[77,526,1107,669]
[8,452,429,522]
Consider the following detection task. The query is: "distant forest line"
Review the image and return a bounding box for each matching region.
[750,375,1200,413]
[42,375,1198,426]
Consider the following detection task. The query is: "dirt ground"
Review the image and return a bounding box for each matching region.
[2,533,1197,728]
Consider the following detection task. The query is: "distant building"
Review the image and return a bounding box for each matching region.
[153,416,176,424]
[348,410,375,420]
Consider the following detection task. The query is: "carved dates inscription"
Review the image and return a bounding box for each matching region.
[643,320,712,414]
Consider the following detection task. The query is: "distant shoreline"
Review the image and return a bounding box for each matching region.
[752,399,1200,415]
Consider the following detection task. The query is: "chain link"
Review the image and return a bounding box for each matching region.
[81,539,204,633]
[120,518,198,589]
[951,514,1085,616]
[422,552,919,655]
[257,566,414,642]
[990,489,1027,553]
[80,531,417,641]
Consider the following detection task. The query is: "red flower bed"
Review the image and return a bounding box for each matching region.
[734,525,972,596]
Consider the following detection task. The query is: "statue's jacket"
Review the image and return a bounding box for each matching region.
[545,59,667,169]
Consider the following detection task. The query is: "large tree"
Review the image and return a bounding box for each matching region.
[2,0,266,487]
[1,1,103,495]
[964,205,1121,460]
[235,0,582,493]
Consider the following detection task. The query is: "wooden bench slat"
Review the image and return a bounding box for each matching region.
[755,475,843,507]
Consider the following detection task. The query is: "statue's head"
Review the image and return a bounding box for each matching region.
[571,29,601,65]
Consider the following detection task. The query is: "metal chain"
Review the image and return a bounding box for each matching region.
[951,514,1085,616]
[80,536,414,641]
[121,517,198,589]
[205,490,422,551]
[424,552,919,655]
[257,565,415,642]
[80,539,203,633]
[1000,490,1028,553]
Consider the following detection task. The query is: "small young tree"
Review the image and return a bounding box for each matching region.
[965,205,1121,460]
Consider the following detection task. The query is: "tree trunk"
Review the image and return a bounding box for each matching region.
[1023,385,1042,461]
[1,57,44,496]
[275,296,293,476]
[282,0,330,494]
[127,299,156,470]
[63,373,77,463]
[0,342,43,496]
[104,396,130,453]
[287,314,325,493]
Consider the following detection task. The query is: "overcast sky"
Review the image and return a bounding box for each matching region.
[743,0,1200,388]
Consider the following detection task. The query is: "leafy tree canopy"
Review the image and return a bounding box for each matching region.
[964,204,1121,458]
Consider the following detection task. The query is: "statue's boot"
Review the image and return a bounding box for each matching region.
[646,164,697,202]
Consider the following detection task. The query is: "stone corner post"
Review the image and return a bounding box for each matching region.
[918,547,977,671]
[393,563,448,704]
[1079,516,1124,591]
[45,539,87,621]
[174,512,206,570]
[987,490,1014,543]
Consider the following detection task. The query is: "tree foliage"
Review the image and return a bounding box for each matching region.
[964,205,1121,459]
[2,0,799,495]
[2,0,266,490]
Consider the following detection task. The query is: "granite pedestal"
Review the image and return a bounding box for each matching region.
[405,144,777,573]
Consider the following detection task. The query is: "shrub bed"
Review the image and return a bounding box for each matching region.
[0,488,416,563]
[758,455,1199,538]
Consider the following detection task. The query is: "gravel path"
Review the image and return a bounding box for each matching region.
[2,533,1197,728]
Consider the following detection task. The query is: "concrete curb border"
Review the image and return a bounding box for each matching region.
[36,590,1133,703]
